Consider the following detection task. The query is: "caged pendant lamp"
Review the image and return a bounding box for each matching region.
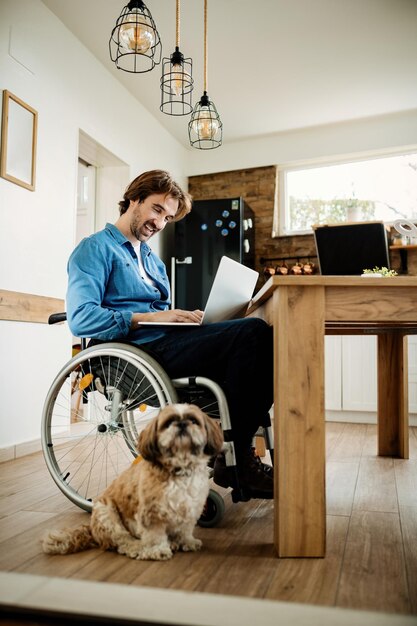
[160,0,194,116]
[188,0,222,149]
[109,0,162,73]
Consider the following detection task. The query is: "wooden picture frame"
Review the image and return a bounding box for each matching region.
[0,90,38,191]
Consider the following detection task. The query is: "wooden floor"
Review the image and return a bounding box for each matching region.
[1,422,416,617]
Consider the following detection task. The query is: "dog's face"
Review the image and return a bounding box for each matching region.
[138,404,223,466]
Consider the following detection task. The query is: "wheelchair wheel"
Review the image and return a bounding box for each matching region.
[198,489,225,528]
[41,343,178,512]
[175,383,221,421]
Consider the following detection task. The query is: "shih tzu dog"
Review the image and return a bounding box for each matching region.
[42,404,223,561]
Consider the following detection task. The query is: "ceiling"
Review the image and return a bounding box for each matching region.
[42,0,417,148]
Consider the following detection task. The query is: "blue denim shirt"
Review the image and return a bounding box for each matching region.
[67,223,171,344]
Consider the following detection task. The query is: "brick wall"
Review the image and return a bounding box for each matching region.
[188,166,416,278]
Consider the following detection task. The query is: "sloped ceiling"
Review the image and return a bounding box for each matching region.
[42,0,417,147]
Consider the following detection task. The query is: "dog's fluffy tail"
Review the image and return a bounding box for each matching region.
[42,524,97,555]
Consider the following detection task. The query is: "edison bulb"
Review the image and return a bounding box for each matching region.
[119,10,155,54]
[170,63,190,96]
[192,108,219,140]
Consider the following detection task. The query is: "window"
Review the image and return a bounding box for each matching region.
[274,150,417,236]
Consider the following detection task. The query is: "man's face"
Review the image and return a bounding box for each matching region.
[129,193,178,242]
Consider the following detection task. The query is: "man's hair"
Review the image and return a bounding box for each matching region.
[118,170,192,221]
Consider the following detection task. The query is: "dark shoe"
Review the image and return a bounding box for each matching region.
[213,450,273,499]
[213,454,238,489]
[251,447,273,478]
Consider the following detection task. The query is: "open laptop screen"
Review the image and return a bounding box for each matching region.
[313,221,390,275]
[138,256,259,327]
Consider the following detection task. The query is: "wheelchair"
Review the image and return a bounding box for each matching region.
[41,313,273,527]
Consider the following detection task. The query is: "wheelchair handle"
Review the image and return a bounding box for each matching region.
[48,312,67,325]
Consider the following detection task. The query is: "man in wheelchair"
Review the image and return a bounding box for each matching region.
[67,170,273,499]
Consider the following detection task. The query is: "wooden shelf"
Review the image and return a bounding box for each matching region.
[0,290,64,323]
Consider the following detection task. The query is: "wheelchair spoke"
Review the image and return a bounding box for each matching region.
[42,345,177,512]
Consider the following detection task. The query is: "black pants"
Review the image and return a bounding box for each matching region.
[136,318,273,451]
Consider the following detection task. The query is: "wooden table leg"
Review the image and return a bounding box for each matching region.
[377,333,409,459]
[273,285,326,557]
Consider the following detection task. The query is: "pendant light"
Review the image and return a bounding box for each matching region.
[109,0,162,74]
[188,0,222,149]
[160,0,193,116]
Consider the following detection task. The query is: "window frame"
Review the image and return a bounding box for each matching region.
[272,145,417,238]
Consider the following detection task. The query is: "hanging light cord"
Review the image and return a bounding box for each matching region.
[176,0,180,48]
[203,0,208,92]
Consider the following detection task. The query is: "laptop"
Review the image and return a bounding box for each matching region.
[313,221,391,275]
[138,256,259,327]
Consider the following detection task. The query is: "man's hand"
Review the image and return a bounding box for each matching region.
[131,309,203,327]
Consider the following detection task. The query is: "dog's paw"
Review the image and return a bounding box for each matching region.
[170,540,180,552]
[179,537,202,552]
[117,540,142,559]
[138,545,173,561]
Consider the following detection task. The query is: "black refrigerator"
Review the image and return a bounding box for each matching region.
[173,198,255,310]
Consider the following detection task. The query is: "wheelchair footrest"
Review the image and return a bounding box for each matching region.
[231,487,274,502]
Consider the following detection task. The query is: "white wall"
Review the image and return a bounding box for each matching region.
[185,108,417,175]
[0,0,188,448]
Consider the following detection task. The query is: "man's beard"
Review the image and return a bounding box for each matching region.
[131,220,156,241]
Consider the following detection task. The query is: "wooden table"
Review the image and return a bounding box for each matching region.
[246,276,417,558]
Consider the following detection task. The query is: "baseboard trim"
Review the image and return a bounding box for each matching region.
[0,438,43,463]
[326,410,417,426]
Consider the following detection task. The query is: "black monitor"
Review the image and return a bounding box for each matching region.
[313,221,390,275]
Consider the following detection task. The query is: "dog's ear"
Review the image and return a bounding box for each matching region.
[137,416,161,463]
[202,411,224,457]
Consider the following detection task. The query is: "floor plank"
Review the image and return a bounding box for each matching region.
[263,515,349,606]
[337,510,410,614]
[326,461,359,516]
[395,459,417,507]
[409,425,417,447]
[325,422,346,458]
[353,457,398,514]
[362,424,379,457]
[0,510,56,543]
[326,423,367,462]
[0,511,89,573]
[399,505,417,613]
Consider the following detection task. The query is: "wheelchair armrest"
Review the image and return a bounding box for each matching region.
[48,312,87,349]
[48,312,67,325]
